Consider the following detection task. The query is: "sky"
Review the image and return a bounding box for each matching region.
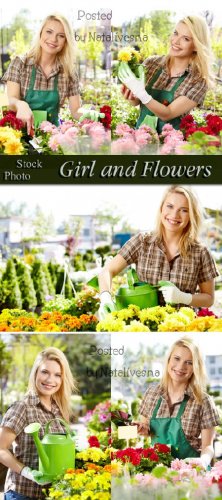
[0,1,222,29]
[0,184,221,230]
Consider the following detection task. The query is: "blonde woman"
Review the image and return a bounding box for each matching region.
[2,13,101,134]
[0,347,77,500]
[119,15,213,132]
[137,337,220,466]
[98,185,219,318]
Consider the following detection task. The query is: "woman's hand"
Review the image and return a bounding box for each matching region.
[16,101,34,135]
[134,421,149,436]
[121,85,139,103]
[160,283,192,305]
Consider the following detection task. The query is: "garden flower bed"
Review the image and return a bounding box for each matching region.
[0,305,221,332]
[96,305,222,332]
[111,449,222,499]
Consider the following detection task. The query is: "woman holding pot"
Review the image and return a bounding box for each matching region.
[2,13,102,135]
[137,336,220,466]
[98,185,219,319]
[0,347,76,500]
[119,15,213,133]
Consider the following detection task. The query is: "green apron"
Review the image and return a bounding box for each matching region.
[136,68,186,133]
[25,67,60,126]
[150,396,200,459]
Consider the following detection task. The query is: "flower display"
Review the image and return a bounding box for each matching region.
[83,401,111,433]
[96,305,221,332]
[35,119,110,154]
[180,113,222,139]
[46,465,111,500]
[0,308,98,332]
[112,444,173,472]
[111,124,159,154]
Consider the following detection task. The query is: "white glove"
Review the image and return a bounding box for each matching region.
[79,109,105,122]
[21,466,51,485]
[118,63,152,105]
[200,453,211,469]
[159,284,192,305]
[98,292,115,320]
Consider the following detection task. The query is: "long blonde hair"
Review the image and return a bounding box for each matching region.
[161,336,207,403]
[168,15,214,88]
[27,14,76,80]
[155,185,203,257]
[28,347,77,421]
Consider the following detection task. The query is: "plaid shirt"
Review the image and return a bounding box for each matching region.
[2,56,80,108]
[140,383,220,452]
[143,55,207,106]
[118,233,219,297]
[1,392,66,499]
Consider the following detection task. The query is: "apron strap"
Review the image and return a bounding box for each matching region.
[152,397,162,418]
[170,73,187,92]
[146,67,186,92]
[147,68,162,89]
[53,74,58,91]
[29,67,37,91]
[176,397,189,418]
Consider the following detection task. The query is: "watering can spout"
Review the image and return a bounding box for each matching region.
[24,423,49,471]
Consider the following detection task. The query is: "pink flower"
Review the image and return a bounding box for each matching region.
[115,124,134,137]
[60,121,76,133]
[63,127,79,142]
[111,138,139,154]
[48,133,64,151]
[39,121,56,133]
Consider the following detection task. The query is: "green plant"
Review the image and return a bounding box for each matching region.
[15,260,37,310]
[31,260,49,307]
[111,84,140,133]
[0,259,22,310]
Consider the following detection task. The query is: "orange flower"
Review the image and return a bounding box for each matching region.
[103,465,112,473]
[85,463,101,471]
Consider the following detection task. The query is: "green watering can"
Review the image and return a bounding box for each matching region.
[24,418,75,483]
[87,268,173,311]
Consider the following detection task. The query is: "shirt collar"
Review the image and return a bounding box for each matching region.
[161,55,192,77]
[25,56,62,74]
[25,391,61,414]
[159,384,195,402]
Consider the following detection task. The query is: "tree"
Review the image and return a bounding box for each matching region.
[32,206,55,243]
[0,340,12,412]
[0,258,22,310]
[31,260,49,307]
[8,28,30,60]
[94,204,123,243]
[78,29,103,79]
[15,260,37,310]
[0,201,28,217]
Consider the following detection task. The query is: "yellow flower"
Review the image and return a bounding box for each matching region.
[123,320,150,332]
[118,48,132,62]
[4,138,24,155]
[110,459,123,476]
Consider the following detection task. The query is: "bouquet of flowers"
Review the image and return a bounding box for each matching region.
[113,46,142,79]
[0,110,26,154]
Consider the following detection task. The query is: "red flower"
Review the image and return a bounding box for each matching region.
[88,436,100,448]
[154,443,171,454]
[197,308,217,318]
[100,105,111,130]
[206,114,222,135]
[149,452,159,462]
[0,110,24,130]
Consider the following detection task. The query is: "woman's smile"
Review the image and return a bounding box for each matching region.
[161,192,190,234]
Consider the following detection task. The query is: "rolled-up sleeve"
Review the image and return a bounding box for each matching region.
[2,57,24,84]
[118,233,143,265]
[200,395,220,429]
[1,402,27,435]
[198,247,219,283]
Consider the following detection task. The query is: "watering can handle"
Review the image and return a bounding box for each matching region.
[127,268,139,287]
[45,418,72,437]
